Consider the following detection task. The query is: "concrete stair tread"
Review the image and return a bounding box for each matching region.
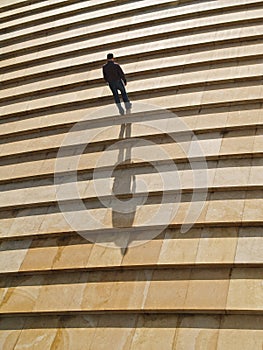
[1,225,262,273]
[0,267,262,315]
[0,163,262,210]
[0,0,262,339]
[1,150,262,185]
[0,194,263,239]
[0,121,261,159]
[1,77,263,120]
[0,0,182,41]
[1,22,262,83]
[0,100,261,140]
[2,4,262,60]
[0,0,77,23]
[0,0,136,33]
[2,0,259,45]
[1,313,262,350]
[1,51,263,104]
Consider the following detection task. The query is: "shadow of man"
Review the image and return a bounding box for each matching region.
[111,122,137,255]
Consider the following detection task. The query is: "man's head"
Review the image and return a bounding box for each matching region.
[107,53,114,61]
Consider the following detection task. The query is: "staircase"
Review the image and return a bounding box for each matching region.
[0,0,263,348]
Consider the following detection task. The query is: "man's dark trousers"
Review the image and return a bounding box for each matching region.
[109,80,131,111]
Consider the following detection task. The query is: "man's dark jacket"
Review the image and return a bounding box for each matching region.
[103,61,127,84]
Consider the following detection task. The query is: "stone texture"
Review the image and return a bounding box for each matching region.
[0,0,262,348]
[173,315,220,350]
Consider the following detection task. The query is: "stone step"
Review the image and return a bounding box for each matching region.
[0,161,262,211]
[0,108,261,153]
[0,0,78,23]
[0,314,262,350]
[1,75,263,121]
[0,226,262,274]
[2,0,258,46]
[1,10,263,77]
[0,156,263,195]
[2,41,262,95]
[1,47,263,105]
[1,123,262,163]
[0,0,200,50]
[1,0,262,343]
[0,100,260,143]
[0,0,42,13]
[0,190,262,239]
[0,0,117,29]
[1,19,262,84]
[2,2,262,59]
[0,131,262,184]
[0,267,262,315]
[0,0,181,42]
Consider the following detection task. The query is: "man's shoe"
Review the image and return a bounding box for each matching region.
[125,102,132,109]
[119,108,125,115]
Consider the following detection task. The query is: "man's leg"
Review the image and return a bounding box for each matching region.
[109,82,121,104]
[117,81,132,110]
[109,82,125,115]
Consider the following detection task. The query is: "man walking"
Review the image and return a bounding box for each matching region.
[103,53,132,115]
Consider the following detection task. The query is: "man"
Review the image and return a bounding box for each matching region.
[103,53,132,115]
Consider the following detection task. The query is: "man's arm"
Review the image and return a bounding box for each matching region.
[102,66,108,83]
[117,64,127,85]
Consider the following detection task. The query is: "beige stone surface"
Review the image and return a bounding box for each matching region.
[235,227,263,264]
[2,226,261,275]
[2,64,263,119]
[130,314,177,349]
[242,192,263,224]
[159,228,201,265]
[3,267,262,314]
[0,317,25,350]
[1,165,248,209]
[121,234,164,267]
[173,315,220,350]
[0,275,44,314]
[227,268,263,311]
[213,159,252,188]
[184,268,230,311]
[0,239,32,273]
[1,0,263,346]
[249,157,263,186]
[220,129,256,155]
[196,227,238,265]
[53,315,99,350]
[144,269,191,310]
[217,315,263,350]
[87,238,123,268]
[89,314,136,350]
[1,0,258,60]
[1,64,262,140]
[2,19,262,84]
[205,192,246,223]
[20,239,58,272]
[13,318,59,350]
[2,48,262,113]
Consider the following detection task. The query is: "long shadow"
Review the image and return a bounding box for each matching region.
[97,123,138,255]
[0,107,258,166]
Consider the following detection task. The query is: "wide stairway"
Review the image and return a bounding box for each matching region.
[0,0,263,348]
